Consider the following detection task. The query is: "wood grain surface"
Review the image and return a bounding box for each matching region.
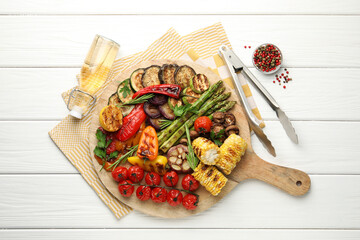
[1,0,360,238]
[89,59,310,218]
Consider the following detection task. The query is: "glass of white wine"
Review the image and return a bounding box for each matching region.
[68,35,120,119]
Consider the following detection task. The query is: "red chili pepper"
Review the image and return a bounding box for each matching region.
[132,84,181,99]
[116,103,146,142]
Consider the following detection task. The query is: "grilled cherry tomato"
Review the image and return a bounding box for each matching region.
[181,174,199,191]
[167,189,183,207]
[145,172,161,186]
[128,166,144,183]
[118,180,134,197]
[151,187,167,203]
[136,185,151,201]
[106,141,116,155]
[182,194,198,210]
[137,126,158,161]
[163,171,179,187]
[194,116,212,134]
[111,166,128,182]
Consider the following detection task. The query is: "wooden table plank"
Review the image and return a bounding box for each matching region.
[0,16,359,67]
[1,121,359,174]
[1,229,359,240]
[1,68,359,120]
[1,0,360,14]
[0,174,359,228]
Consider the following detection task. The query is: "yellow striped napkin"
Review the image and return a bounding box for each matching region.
[49,23,264,219]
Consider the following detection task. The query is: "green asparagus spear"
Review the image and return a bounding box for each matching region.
[158,83,224,146]
[160,92,231,152]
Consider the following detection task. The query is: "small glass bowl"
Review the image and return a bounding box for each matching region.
[252,43,283,75]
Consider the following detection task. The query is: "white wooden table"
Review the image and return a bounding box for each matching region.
[1,0,360,239]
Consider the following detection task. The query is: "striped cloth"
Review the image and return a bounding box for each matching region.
[49,23,264,219]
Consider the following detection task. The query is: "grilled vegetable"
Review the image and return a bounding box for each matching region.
[192,162,228,196]
[167,144,192,173]
[148,117,165,131]
[168,97,183,110]
[137,126,158,161]
[99,105,123,132]
[174,65,196,88]
[130,68,145,92]
[159,102,175,120]
[194,116,212,134]
[159,64,178,84]
[192,137,220,165]
[116,103,146,141]
[149,94,168,105]
[108,92,121,106]
[144,102,161,118]
[141,65,161,88]
[190,74,209,93]
[159,90,230,152]
[182,87,201,105]
[128,155,168,175]
[117,79,134,103]
[157,80,223,145]
[216,134,247,175]
[132,84,181,99]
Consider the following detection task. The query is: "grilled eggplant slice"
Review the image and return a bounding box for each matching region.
[182,87,201,105]
[141,65,161,88]
[168,97,183,110]
[130,68,145,92]
[117,79,134,103]
[159,102,175,120]
[190,74,209,93]
[108,92,121,106]
[159,64,178,84]
[174,65,196,89]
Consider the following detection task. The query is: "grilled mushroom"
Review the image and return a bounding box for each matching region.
[189,130,199,140]
[212,124,226,142]
[224,113,236,127]
[212,112,225,124]
[225,125,240,136]
[179,138,188,145]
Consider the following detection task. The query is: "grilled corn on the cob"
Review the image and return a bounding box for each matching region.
[192,137,220,165]
[192,162,228,196]
[216,134,247,175]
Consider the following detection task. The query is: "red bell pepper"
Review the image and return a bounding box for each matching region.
[116,103,146,142]
[132,84,181,99]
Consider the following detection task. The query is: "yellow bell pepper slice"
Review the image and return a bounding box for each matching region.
[128,155,168,175]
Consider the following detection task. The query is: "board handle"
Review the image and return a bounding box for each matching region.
[247,153,311,196]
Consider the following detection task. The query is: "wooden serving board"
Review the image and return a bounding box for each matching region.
[89,59,311,218]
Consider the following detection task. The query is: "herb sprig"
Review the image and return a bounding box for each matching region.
[94,129,119,170]
[108,145,138,171]
[159,119,173,129]
[118,79,132,98]
[117,93,155,108]
[173,103,199,117]
[185,124,199,170]
[210,129,225,146]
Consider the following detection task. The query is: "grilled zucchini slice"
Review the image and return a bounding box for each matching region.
[159,64,178,84]
[117,79,134,103]
[190,74,209,93]
[141,65,161,88]
[182,87,201,105]
[130,68,145,92]
[108,92,121,106]
[174,65,196,89]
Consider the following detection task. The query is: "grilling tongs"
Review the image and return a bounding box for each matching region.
[219,45,297,157]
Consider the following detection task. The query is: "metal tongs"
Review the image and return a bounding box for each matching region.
[219,45,299,157]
